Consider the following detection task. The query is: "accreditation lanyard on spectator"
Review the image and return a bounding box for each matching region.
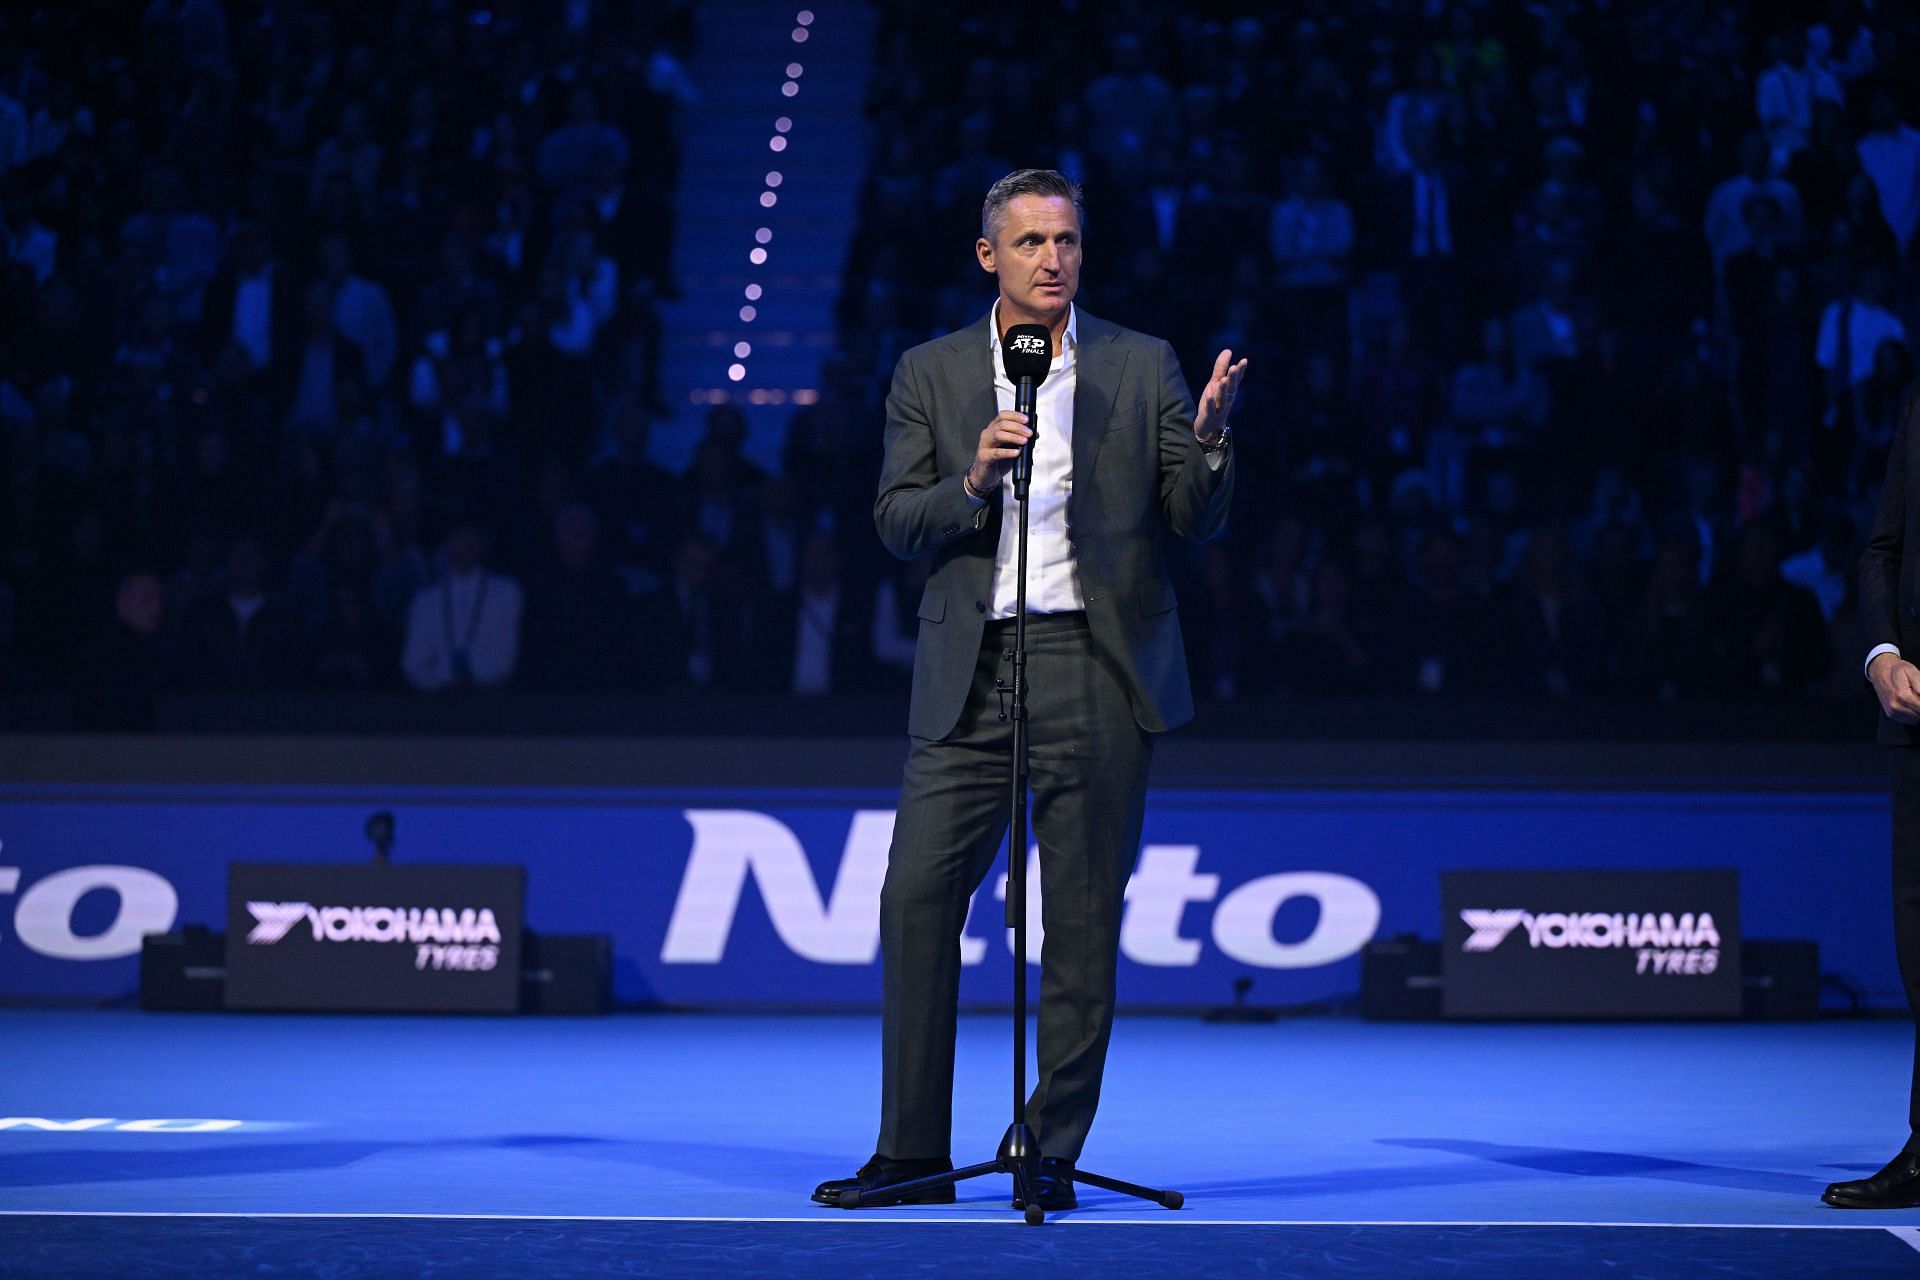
[442,573,492,681]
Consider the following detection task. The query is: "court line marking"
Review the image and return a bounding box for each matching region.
[0,1212,1908,1231]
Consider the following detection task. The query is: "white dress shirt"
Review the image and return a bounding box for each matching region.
[964,301,1227,619]
[980,301,1085,618]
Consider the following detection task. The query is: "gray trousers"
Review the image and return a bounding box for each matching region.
[878,612,1153,1163]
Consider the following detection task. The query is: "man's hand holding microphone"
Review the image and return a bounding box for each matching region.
[965,412,1032,500]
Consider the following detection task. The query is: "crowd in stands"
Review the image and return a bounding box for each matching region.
[1,0,1918,729]
[841,0,1920,706]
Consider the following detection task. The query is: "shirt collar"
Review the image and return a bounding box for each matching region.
[988,299,1076,356]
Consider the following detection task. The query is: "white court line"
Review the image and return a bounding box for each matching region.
[0,1211,1908,1231]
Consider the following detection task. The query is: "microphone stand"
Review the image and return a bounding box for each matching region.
[839,375,1184,1225]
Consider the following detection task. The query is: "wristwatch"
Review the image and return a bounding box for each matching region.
[1198,423,1232,454]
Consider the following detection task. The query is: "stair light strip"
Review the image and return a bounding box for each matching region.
[728,11,812,388]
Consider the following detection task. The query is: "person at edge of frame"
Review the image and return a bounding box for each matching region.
[1839,382,1920,1209]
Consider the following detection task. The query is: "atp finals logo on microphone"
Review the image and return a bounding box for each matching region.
[1009,333,1048,357]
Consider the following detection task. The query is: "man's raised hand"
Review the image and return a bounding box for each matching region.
[1196,349,1249,442]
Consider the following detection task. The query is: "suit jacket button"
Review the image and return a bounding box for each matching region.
[975,600,987,613]
[944,524,959,535]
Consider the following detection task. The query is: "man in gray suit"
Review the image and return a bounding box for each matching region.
[814,169,1246,1210]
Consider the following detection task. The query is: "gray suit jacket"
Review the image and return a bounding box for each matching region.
[874,308,1235,741]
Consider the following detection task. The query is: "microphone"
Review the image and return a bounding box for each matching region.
[1001,323,1052,498]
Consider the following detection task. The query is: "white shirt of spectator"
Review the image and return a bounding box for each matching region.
[233,267,274,370]
[1858,124,1920,255]
[6,218,56,285]
[1816,297,1906,388]
[984,301,1084,619]
[1780,546,1844,622]
[287,338,337,430]
[402,568,524,692]
[791,584,839,696]
[1755,60,1841,163]
[1412,169,1452,258]
[331,273,397,388]
[1150,186,1180,253]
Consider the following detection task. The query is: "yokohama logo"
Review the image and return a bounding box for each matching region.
[246,902,503,946]
[1460,909,1722,952]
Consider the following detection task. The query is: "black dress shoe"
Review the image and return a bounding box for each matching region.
[1823,1149,1920,1208]
[812,1154,956,1206]
[1012,1157,1077,1211]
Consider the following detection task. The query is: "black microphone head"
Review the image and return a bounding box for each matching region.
[1002,323,1052,386]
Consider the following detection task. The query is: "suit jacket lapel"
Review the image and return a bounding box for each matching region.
[935,313,1004,585]
[939,313,999,469]
[1073,310,1128,495]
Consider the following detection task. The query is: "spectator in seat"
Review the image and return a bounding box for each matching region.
[1755,31,1842,169]
[521,502,633,692]
[312,577,395,692]
[756,528,870,696]
[318,232,396,390]
[588,397,680,580]
[1508,527,1603,696]
[1815,262,1906,487]
[401,519,523,692]
[640,533,745,693]
[1082,33,1176,184]
[74,568,168,730]
[1710,521,1831,697]
[1704,132,1805,272]
[1278,561,1375,697]
[537,88,631,200]
[1269,154,1354,362]
[1856,88,1920,261]
[200,222,301,400]
[178,534,305,691]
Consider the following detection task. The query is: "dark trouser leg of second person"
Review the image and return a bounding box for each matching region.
[877,638,1011,1160]
[1893,747,1920,1144]
[1021,616,1153,1163]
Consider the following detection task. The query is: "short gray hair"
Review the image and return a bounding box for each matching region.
[981,169,1084,244]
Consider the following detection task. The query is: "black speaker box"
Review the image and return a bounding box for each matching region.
[140,927,227,1011]
[1742,939,1820,1020]
[520,932,612,1015]
[1361,934,1442,1020]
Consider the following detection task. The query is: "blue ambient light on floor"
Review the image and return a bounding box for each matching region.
[7,1010,1920,1275]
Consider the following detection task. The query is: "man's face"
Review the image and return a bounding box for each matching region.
[977,195,1081,328]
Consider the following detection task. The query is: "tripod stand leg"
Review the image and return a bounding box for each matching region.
[1069,1167,1184,1209]
[1009,1164,1045,1226]
[838,1158,1002,1209]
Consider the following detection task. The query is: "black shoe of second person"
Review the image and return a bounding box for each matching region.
[1823,1148,1920,1209]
